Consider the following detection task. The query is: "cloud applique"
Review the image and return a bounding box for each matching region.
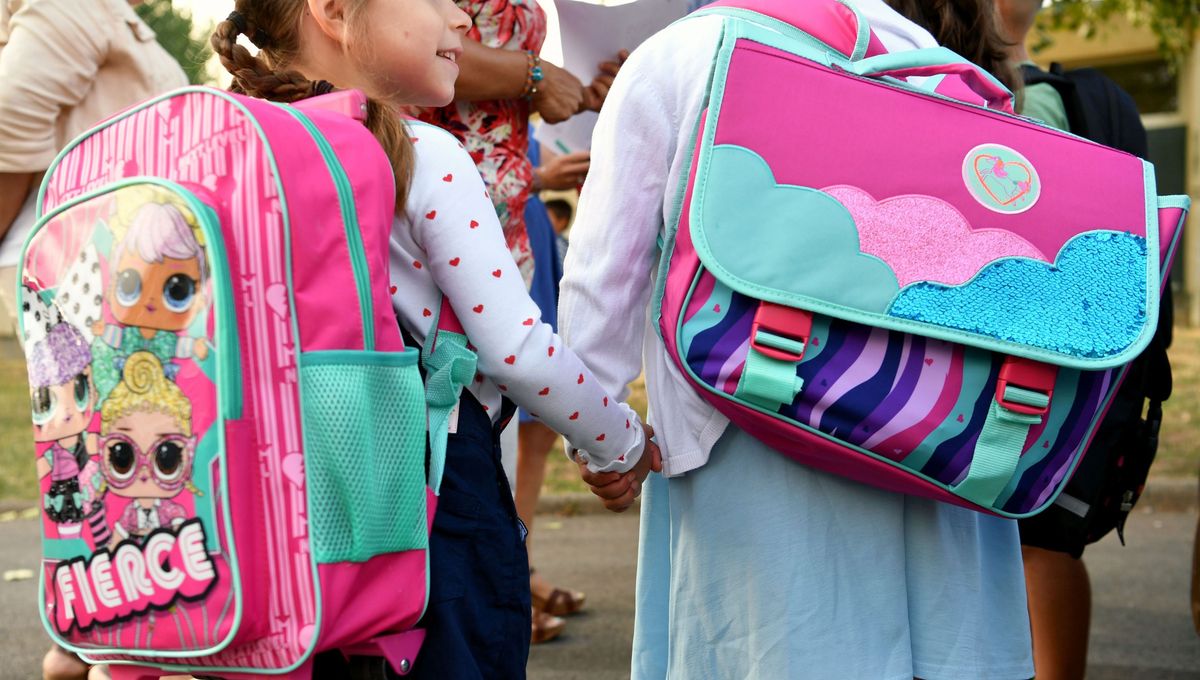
[822,185,1046,286]
[888,231,1149,359]
[700,145,899,312]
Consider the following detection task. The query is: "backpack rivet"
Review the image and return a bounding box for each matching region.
[399,659,411,673]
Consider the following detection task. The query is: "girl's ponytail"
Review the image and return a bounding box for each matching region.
[210,3,414,214]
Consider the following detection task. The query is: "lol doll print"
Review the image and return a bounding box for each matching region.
[91,186,211,402]
[22,275,110,545]
[99,351,199,548]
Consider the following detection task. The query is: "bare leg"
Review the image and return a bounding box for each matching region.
[42,645,89,680]
[1023,545,1091,680]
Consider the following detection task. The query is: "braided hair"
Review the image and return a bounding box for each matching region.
[211,2,414,213]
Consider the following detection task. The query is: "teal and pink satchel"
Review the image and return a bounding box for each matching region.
[656,0,1189,516]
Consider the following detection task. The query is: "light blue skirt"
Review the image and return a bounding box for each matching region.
[632,427,1034,680]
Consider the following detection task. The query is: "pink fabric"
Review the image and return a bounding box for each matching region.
[702,0,862,57]
[823,185,1045,285]
[716,41,1149,257]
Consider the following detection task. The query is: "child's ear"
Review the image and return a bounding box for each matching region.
[306,0,349,44]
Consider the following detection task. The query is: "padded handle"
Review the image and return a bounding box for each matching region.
[850,47,1014,112]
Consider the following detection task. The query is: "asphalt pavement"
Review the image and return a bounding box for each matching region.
[1,503,1198,679]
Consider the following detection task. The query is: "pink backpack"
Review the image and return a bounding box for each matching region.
[657,0,1189,516]
[19,87,471,678]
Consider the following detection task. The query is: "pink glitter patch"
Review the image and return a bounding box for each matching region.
[823,185,1047,287]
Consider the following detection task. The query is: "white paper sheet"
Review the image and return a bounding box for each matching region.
[535,0,694,153]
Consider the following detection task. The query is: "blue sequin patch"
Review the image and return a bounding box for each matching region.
[888,231,1148,359]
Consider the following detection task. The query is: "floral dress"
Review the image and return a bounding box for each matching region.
[414,0,547,287]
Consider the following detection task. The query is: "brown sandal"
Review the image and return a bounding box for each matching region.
[533,587,587,617]
[531,607,565,644]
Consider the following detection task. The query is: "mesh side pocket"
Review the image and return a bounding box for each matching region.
[300,350,427,563]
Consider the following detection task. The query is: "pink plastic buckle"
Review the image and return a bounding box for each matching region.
[750,302,814,362]
[995,356,1057,416]
[292,89,368,122]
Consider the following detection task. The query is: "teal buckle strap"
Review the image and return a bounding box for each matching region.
[953,358,1057,508]
[421,297,477,495]
[733,302,812,411]
[735,330,806,410]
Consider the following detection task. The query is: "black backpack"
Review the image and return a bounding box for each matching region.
[1017,63,1173,555]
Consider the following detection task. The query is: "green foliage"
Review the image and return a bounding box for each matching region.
[1042,0,1199,70]
[134,0,214,85]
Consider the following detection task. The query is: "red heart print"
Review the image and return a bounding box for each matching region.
[577,374,585,384]
[411,137,420,143]
[956,414,964,423]
[449,257,460,266]
[423,308,432,317]
[596,434,606,442]
[443,173,453,182]
[482,404,490,412]
[713,304,721,313]
[625,419,630,429]
[547,346,555,357]
[603,397,609,407]
[504,355,516,365]
[470,220,479,229]
[492,269,502,278]
[425,210,437,219]
[498,384,508,391]
[617,454,626,463]
[389,285,397,294]
[569,411,579,420]
[474,373,483,383]
[1043,441,1050,449]
[413,260,422,269]
[539,387,550,396]
[523,318,534,326]
[812,337,820,347]
[473,304,484,313]
[924,358,934,366]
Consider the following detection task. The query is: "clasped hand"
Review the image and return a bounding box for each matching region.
[576,423,662,513]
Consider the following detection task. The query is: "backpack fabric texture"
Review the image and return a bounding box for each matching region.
[655,0,1190,517]
[18,87,472,678]
[1017,62,1172,555]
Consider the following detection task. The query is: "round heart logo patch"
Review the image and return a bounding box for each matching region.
[962,144,1040,214]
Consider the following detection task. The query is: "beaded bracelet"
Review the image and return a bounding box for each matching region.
[522,50,544,100]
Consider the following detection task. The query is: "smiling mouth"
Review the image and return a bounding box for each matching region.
[437,49,459,64]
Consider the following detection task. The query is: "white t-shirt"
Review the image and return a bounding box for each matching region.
[388,121,644,473]
[558,0,939,477]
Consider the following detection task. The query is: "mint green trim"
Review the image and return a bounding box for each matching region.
[41,539,92,561]
[280,105,375,352]
[676,267,1070,518]
[849,46,1014,107]
[952,399,1041,507]
[301,348,418,368]
[29,87,332,672]
[1159,194,1191,211]
[1002,385,1050,409]
[734,345,804,411]
[754,330,807,356]
[994,367,1082,508]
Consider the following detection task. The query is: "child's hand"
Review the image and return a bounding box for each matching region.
[577,423,661,513]
[194,338,209,360]
[534,151,590,191]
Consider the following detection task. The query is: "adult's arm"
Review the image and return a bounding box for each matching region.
[0,0,114,234]
[0,171,34,240]
[453,39,584,123]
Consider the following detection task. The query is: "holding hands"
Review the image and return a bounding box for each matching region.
[577,423,662,513]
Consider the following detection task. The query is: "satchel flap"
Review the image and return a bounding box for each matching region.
[689,34,1163,371]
